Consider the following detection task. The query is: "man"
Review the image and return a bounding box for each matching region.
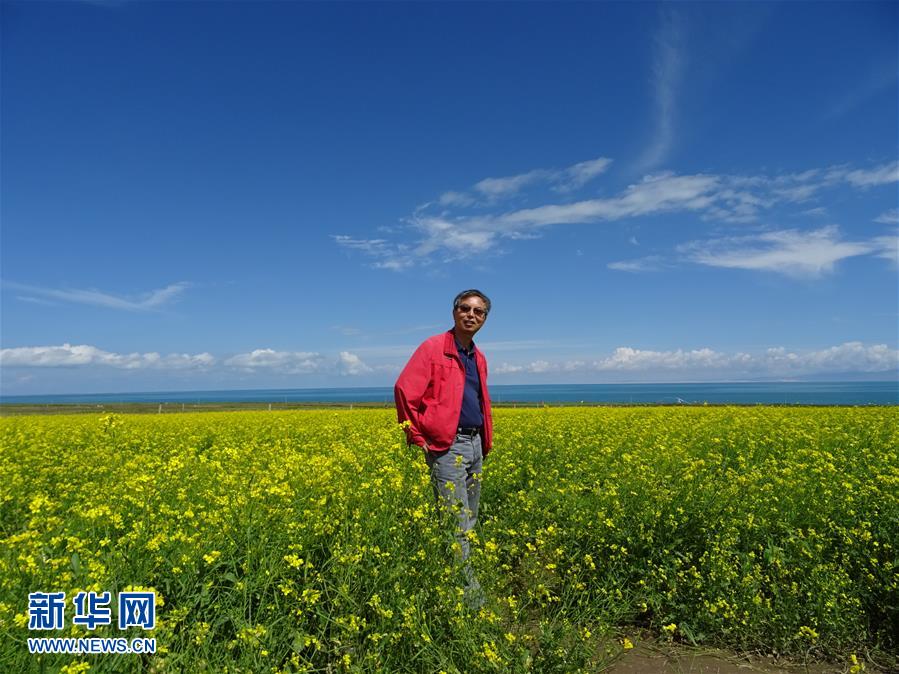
[394,289,493,607]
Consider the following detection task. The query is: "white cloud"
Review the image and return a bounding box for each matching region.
[619,211,898,280]
[762,342,897,373]
[607,255,665,272]
[678,226,876,277]
[491,342,897,377]
[840,160,899,188]
[414,154,614,221]
[3,281,189,311]
[438,191,476,207]
[594,347,739,371]
[336,351,372,375]
[554,157,614,192]
[1,344,393,379]
[5,340,895,383]
[486,172,719,232]
[332,235,413,270]
[332,235,394,256]
[373,258,415,271]
[224,349,324,373]
[335,155,899,270]
[448,156,615,205]
[16,295,58,306]
[0,344,214,369]
[526,360,553,373]
[493,360,556,374]
[434,225,496,254]
[872,232,899,266]
[474,170,548,199]
[875,208,899,225]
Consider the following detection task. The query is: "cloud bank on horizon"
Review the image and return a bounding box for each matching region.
[2,340,896,387]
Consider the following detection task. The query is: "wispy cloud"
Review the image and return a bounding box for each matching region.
[801,207,828,218]
[474,170,548,200]
[331,325,363,337]
[3,281,189,311]
[15,296,58,307]
[336,158,899,271]
[391,172,721,268]
[607,255,666,273]
[635,8,685,172]
[824,60,898,121]
[0,344,214,369]
[840,160,899,187]
[553,158,615,193]
[493,341,898,378]
[677,226,876,278]
[611,225,897,277]
[438,191,476,208]
[433,156,613,207]
[875,208,899,224]
[489,172,718,228]
[872,231,899,266]
[331,236,412,270]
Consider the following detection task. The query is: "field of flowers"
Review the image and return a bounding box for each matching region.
[1,406,897,673]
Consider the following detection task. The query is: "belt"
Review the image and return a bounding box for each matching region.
[457,426,481,436]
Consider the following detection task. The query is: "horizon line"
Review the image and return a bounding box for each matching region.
[2,379,897,402]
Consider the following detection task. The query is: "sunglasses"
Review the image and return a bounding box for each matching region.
[456,304,487,318]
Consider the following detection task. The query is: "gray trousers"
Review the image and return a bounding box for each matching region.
[424,432,484,597]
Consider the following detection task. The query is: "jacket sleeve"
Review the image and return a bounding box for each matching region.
[394,342,432,447]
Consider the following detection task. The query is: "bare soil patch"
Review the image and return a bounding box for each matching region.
[605,636,872,673]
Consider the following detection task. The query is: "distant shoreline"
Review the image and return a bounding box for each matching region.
[2,400,896,416]
[2,382,896,412]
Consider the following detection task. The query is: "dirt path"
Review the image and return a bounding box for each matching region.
[605,638,862,673]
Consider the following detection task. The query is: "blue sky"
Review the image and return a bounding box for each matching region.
[1,0,897,395]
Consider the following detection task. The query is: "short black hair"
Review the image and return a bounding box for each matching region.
[453,289,491,315]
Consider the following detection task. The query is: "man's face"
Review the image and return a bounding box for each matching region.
[453,295,488,338]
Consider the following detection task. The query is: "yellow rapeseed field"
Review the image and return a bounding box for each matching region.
[1,406,897,672]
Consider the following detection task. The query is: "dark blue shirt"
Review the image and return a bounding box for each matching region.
[455,337,484,428]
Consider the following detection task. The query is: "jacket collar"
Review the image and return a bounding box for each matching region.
[444,328,478,359]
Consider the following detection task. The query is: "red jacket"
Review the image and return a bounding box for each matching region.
[394,329,493,455]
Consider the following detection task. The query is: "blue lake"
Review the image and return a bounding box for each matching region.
[2,381,896,406]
